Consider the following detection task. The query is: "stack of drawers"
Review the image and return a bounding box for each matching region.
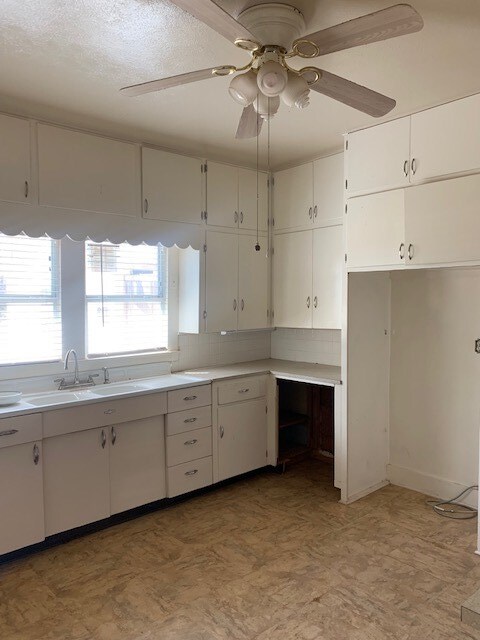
[166,384,213,498]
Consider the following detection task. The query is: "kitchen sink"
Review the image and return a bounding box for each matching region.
[27,391,94,406]
[90,383,149,396]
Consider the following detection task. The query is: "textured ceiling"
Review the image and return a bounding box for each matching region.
[0,1,479,169]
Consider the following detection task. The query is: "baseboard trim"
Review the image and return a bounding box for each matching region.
[341,479,390,504]
[387,463,478,509]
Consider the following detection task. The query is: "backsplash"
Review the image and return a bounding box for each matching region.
[270,328,341,366]
[173,331,271,372]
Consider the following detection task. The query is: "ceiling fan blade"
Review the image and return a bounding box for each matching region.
[310,69,396,117]
[169,0,257,45]
[235,104,263,139]
[120,68,221,96]
[295,4,423,57]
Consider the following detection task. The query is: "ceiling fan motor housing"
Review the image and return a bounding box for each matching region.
[238,3,306,50]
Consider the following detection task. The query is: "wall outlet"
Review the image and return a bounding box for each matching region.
[475,339,480,354]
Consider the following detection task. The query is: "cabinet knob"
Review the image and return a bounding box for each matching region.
[306,296,311,309]
[184,417,197,423]
[240,211,243,224]
[399,243,405,260]
[233,299,237,311]
[184,439,198,446]
[238,388,250,394]
[313,296,318,309]
[313,205,318,219]
[241,299,244,311]
[308,207,313,220]
[185,469,198,476]
[33,443,40,466]
[411,158,417,175]
[403,160,409,177]
[408,243,414,260]
[104,408,115,415]
[101,429,107,449]
[234,211,238,223]
[24,180,29,199]
[183,395,197,401]
[0,429,18,437]
[219,425,224,438]
[111,426,117,445]
[144,198,149,214]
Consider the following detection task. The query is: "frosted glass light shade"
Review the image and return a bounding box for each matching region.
[281,73,310,109]
[254,93,280,119]
[257,61,288,97]
[228,70,258,106]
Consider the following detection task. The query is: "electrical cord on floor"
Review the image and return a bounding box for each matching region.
[426,485,478,519]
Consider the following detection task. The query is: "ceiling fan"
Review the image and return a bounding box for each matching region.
[120,1,424,139]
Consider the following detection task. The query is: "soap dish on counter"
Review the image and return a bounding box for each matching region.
[0,391,22,406]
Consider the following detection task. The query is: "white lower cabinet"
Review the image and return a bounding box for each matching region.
[167,456,213,498]
[0,440,44,555]
[43,427,110,536]
[109,416,166,515]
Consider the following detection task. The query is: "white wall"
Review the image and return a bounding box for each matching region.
[270,328,341,366]
[173,331,271,372]
[389,268,480,506]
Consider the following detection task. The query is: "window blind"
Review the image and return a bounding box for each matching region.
[0,234,62,365]
[85,241,168,357]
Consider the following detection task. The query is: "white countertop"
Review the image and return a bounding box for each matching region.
[0,359,341,420]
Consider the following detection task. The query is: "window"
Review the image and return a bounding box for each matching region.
[85,242,168,356]
[0,234,61,365]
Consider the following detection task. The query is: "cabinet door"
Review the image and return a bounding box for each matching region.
[273,231,312,328]
[238,234,269,330]
[313,153,344,225]
[346,190,405,269]
[110,416,166,515]
[217,398,267,481]
[410,94,480,183]
[405,174,480,266]
[312,225,343,329]
[142,148,202,224]
[43,427,110,536]
[238,168,268,231]
[273,163,313,230]
[346,117,410,195]
[0,114,31,205]
[38,124,138,216]
[0,442,44,555]
[205,231,238,332]
[206,162,238,228]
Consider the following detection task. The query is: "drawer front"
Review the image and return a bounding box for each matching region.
[217,375,267,405]
[167,456,212,498]
[166,426,212,467]
[166,405,212,436]
[43,392,167,438]
[167,384,211,413]
[0,414,42,449]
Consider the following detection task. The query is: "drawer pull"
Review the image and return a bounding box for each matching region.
[185,469,198,476]
[104,409,116,415]
[0,429,18,437]
[238,388,250,394]
[33,443,40,466]
[184,417,197,423]
[183,395,197,401]
[184,439,198,446]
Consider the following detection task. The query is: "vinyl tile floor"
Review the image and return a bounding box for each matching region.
[1,460,480,640]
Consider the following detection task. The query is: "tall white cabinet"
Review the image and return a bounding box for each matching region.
[0,114,31,205]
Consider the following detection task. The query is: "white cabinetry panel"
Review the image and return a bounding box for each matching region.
[206,161,238,228]
[238,168,268,231]
[274,230,312,327]
[109,416,166,515]
[166,426,212,467]
[410,93,480,183]
[347,190,405,269]
[217,397,267,481]
[238,234,269,330]
[142,147,202,224]
[347,117,410,195]
[0,114,31,205]
[167,456,212,497]
[43,427,110,536]
[313,154,344,223]
[38,124,138,216]
[273,163,313,230]
[205,231,239,332]
[312,225,343,329]
[0,441,44,555]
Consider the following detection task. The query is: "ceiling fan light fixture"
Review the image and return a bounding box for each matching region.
[254,93,280,120]
[228,70,258,106]
[256,60,288,97]
[281,72,310,109]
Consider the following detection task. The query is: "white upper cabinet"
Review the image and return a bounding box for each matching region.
[142,148,202,224]
[206,161,238,228]
[410,94,480,183]
[273,163,313,231]
[238,234,269,331]
[312,226,343,329]
[38,124,139,216]
[405,174,480,266]
[238,168,268,231]
[346,117,410,196]
[274,230,312,328]
[205,231,239,332]
[313,154,344,224]
[0,114,31,205]
[346,190,405,269]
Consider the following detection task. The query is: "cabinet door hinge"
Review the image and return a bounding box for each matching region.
[203,310,207,319]
[203,163,208,172]
[200,211,204,221]
[265,405,268,414]
[344,253,347,263]
[203,244,207,252]
[345,179,348,190]
[204,211,208,221]
[345,139,349,151]
[272,217,275,227]
[345,204,348,214]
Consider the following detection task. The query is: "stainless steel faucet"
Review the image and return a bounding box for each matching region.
[64,349,80,385]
